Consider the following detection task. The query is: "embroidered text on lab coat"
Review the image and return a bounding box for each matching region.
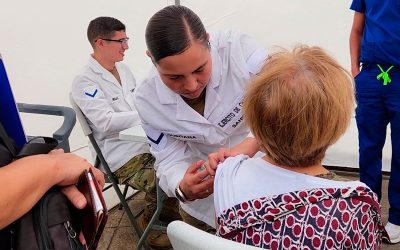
[216,95,244,134]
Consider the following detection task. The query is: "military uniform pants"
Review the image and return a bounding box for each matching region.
[114,153,180,221]
[113,153,215,231]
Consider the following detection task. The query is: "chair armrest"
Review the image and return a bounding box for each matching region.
[17,103,76,152]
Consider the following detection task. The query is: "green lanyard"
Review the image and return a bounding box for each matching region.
[377,64,394,85]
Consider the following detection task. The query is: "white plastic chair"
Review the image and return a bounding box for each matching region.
[167,220,262,250]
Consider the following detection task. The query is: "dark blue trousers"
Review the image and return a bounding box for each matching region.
[355,64,400,225]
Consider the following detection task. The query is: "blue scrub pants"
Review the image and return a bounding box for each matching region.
[355,64,400,225]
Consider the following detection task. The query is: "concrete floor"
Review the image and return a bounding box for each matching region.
[97,192,145,250]
[97,172,398,250]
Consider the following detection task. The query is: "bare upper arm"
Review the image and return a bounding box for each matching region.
[351,12,365,35]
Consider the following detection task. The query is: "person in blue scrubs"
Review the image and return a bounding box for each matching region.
[350,0,400,243]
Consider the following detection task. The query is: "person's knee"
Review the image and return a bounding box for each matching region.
[179,206,215,233]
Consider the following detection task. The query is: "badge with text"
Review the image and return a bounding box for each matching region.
[215,94,245,134]
[166,132,205,143]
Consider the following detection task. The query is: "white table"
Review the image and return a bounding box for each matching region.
[119,125,148,143]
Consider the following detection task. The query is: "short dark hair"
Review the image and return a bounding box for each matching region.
[87,16,125,48]
[145,5,208,63]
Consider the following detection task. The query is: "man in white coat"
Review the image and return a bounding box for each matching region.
[71,16,177,249]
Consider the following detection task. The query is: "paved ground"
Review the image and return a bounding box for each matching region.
[98,192,144,250]
[98,171,398,250]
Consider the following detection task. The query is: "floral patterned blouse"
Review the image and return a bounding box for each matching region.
[217,185,385,249]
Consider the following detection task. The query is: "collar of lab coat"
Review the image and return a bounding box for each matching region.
[155,46,222,123]
[88,55,121,87]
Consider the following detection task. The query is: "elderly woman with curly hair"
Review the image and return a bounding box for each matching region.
[212,45,386,249]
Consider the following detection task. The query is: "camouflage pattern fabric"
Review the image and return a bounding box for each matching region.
[179,205,215,233]
[114,153,181,221]
[316,171,351,181]
[114,153,156,193]
[145,193,181,222]
[114,153,215,232]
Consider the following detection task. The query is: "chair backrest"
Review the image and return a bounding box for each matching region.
[69,93,92,137]
[69,93,106,167]
[70,93,150,240]
[17,103,76,152]
[167,220,261,250]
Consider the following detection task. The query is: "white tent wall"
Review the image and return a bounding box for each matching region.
[0,0,391,170]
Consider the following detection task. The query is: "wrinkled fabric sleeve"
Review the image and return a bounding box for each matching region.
[141,123,195,197]
[71,77,141,135]
[350,0,365,12]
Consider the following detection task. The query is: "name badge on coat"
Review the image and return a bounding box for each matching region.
[166,133,205,143]
[215,94,245,134]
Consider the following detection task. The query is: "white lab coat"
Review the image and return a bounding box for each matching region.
[134,30,268,227]
[71,56,150,172]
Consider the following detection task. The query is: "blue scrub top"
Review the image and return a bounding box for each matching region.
[350,0,400,65]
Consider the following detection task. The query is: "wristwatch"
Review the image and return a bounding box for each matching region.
[175,183,190,203]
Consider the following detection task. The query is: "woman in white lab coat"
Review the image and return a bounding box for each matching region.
[134,5,267,229]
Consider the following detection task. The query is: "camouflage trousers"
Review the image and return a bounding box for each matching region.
[179,206,216,233]
[114,153,178,221]
[114,153,214,232]
[114,153,156,194]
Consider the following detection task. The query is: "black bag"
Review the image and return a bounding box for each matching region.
[14,188,84,250]
[0,123,84,250]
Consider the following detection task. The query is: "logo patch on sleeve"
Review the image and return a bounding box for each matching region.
[84,86,98,98]
[143,125,167,150]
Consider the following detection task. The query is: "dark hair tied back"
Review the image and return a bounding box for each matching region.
[145,5,208,63]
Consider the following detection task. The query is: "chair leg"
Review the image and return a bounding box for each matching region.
[94,156,100,168]
[109,176,143,235]
[79,117,148,247]
[137,181,167,250]
[89,138,144,244]
[118,184,130,210]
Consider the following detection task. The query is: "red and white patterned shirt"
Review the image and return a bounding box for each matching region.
[217,186,384,249]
